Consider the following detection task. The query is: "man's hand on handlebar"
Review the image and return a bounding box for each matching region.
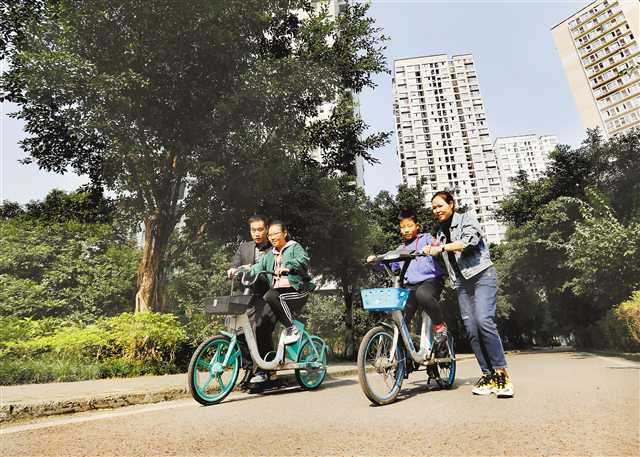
[227,265,250,279]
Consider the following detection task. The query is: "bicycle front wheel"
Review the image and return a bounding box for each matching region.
[357,325,405,405]
[188,334,241,406]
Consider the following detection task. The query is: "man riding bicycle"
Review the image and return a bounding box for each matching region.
[227,214,276,384]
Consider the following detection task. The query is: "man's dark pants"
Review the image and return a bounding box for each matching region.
[247,280,276,359]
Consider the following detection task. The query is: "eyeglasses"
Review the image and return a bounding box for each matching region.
[268,232,282,239]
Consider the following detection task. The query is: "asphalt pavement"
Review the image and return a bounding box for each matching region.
[2,351,638,456]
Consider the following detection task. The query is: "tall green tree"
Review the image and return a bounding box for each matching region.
[2,0,388,312]
[0,190,139,319]
[495,128,640,341]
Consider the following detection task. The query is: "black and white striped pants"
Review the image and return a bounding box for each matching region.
[263,287,309,328]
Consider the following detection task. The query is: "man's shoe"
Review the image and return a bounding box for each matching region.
[249,371,269,383]
[283,326,301,345]
[472,373,496,395]
[494,371,514,398]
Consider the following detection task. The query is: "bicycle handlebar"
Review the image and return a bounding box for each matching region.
[232,269,275,287]
[365,250,427,265]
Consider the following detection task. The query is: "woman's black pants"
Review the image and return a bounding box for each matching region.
[263,287,309,328]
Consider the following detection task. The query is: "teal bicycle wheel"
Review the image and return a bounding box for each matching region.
[188,335,241,405]
[295,336,327,390]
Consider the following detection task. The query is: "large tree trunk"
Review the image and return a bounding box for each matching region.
[341,279,356,360]
[135,212,176,313]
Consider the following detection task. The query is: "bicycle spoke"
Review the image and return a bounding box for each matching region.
[202,374,215,392]
[197,360,210,370]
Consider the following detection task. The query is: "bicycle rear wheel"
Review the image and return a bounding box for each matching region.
[435,335,456,389]
[295,336,327,390]
[188,335,241,405]
[357,326,405,405]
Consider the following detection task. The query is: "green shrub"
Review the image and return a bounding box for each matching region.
[104,312,187,364]
[0,312,188,384]
[302,294,377,358]
[601,291,640,352]
[576,291,640,352]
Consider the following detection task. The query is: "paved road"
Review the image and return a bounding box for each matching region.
[2,352,638,456]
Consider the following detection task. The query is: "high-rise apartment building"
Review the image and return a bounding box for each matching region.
[552,0,640,137]
[493,135,559,194]
[393,54,505,243]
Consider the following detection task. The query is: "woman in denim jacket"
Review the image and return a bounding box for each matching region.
[426,191,514,398]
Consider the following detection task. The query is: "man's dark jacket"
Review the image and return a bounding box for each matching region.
[231,240,270,268]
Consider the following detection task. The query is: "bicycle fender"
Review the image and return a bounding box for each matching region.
[375,321,395,332]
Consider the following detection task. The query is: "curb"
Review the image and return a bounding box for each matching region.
[1,355,477,424]
[0,388,189,425]
[0,369,355,424]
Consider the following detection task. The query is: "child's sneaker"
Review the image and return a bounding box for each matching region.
[284,326,301,345]
[433,323,448,344]
[471,373,496,395]
[494,371,514,398]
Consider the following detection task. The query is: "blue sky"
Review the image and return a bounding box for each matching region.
[1,1,589,203]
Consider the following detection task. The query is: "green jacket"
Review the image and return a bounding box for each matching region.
[249,241,316,293]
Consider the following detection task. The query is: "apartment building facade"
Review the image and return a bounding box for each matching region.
[393,54,505,243]
[493,135,559,195]
[552,0,640,137]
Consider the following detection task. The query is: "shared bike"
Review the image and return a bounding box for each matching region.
[188,270,328,405]
[357,249,456,405]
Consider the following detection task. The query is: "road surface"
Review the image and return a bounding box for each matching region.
[2,352,638,456]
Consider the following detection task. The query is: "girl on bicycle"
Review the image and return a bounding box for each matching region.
[249,220,315,344]
[427,191,514,398]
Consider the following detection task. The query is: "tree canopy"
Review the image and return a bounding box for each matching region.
[2,0,390,311]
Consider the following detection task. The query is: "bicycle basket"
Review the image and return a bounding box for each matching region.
[203,294,257,315]
[361,288,410,312]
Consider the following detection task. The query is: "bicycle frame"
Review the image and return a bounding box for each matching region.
[220,312,327,372]
[376,257,454,366]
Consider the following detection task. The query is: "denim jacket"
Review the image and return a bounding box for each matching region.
[436,211,493,285]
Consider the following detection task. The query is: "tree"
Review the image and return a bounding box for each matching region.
[565,189,640,314]
[2,0,389,312]
[367,183,432,253]
[0,191,139,319]
[495,128,640,342]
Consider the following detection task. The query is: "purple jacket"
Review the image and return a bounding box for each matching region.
[391,233,444,285]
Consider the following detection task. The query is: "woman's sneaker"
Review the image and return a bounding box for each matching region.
[472,373,496,395]
[284,326,301,345]
[494,371,514,398]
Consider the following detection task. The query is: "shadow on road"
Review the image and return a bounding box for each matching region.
[569,352,599,359]
[363,375,479,407]
[249,377,358,398]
